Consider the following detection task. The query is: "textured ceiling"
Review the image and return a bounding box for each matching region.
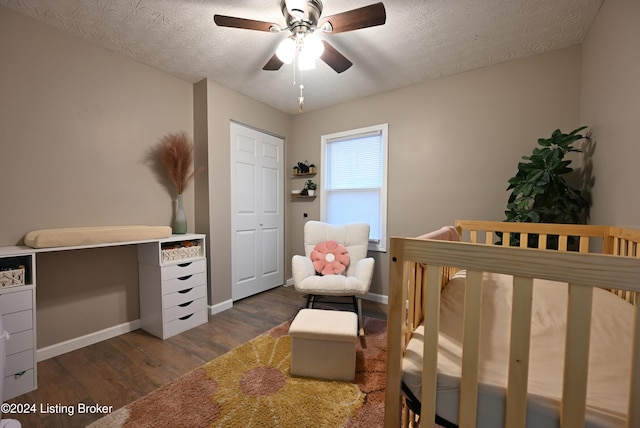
[1,0,603,114]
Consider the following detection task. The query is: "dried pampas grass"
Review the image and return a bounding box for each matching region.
[160,132,198,195]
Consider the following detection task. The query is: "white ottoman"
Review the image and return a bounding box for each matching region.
[289,309,358,381]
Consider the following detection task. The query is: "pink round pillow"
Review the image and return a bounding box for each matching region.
[310,241,350,275]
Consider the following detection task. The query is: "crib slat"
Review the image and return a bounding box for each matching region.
[539,233,548,249]
[559,235,569,251]
[505,276,534,427]
[629,303,640,428]
[408,262,419,340]
[458,270,484,428]
[486,231,494,245]
[579,235,590,253]
[519,233,528,248]
[420,264,443,427]
[562,284,593,428]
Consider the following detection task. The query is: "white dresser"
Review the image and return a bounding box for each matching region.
[0,253,37,401]
[137,234,208,339]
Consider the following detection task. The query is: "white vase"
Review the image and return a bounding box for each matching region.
[307,189,315,197]
[174,194,187,234]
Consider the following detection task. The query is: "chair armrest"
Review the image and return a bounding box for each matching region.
[354,257,375,290]
[292,255,316,286]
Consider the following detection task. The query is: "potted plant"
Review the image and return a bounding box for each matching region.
[502,126,590,247]
[305,180,317,197]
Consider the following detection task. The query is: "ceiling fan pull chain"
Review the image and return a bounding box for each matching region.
[298,84,304,113]
[292,54,297,86]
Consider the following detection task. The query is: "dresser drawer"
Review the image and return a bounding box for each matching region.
[161,259,206,281]
[5,349,34,378]
[164,285,206,308]
[164,297,207,322]
[2,310,33,334]
[5,329,33,356]
[0,289,33,315]
[162,272,206,295]
[3,369,35,401]
[163,309,207,338]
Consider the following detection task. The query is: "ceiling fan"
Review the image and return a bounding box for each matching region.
[214,0,387,74]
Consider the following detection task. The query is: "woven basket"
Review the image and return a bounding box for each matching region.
[162,245,202,262]
[0,267,25,288]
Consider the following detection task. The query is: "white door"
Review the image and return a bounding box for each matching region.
[230,122,284,301]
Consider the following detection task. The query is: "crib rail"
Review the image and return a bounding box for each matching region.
[385,237,640,428]
[455,220,606,252]
[456,221,639,304]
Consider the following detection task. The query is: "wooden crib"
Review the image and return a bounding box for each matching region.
[385,220,640,428]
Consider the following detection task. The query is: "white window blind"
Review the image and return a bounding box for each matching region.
[321,124,388,252]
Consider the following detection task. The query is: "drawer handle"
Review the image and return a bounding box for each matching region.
[178,262,193,268]
[178,288,193,294]
[14,371,27,379]
[179,314,193,321]
[179,300,194,308]
[178,275,193,281]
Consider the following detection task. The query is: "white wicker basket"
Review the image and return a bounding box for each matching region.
[0,267,25,288]
[161,245,202,262]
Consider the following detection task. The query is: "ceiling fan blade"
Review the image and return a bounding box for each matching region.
[319,2,386,34]
[320,41,352,73]
[263,54,284,71]
[214,15,280,32]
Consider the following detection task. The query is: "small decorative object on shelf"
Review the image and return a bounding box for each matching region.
[292,160,316,177]
[297,161,310,174]
[0,265,25,288]
[305,180,317,197]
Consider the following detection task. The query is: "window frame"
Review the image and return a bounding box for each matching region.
[320,123,388,252]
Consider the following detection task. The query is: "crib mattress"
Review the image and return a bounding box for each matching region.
[402,270,634,428]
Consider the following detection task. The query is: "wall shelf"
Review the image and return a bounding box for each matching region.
[291,195,317,201]
[291,172,316,178]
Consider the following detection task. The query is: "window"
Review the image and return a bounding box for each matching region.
[320,123,388,252]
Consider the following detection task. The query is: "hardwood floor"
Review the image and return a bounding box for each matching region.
[5,286,387,427]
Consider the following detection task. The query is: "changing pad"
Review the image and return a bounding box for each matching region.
[24,225,172,248]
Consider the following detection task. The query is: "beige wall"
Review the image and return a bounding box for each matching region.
[194,79,291,307]
[580,0,640,228]
[0,7,193,346]
[288,46,583,297]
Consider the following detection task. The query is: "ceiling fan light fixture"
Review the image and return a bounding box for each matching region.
[276,37,296,64]
[298,50,316,70]
[303,32,324,59]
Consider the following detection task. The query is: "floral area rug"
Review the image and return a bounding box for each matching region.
[88,316,387,428]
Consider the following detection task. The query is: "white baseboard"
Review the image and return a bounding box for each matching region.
[209,299,233,315]
[37,319,141,362]
[361,292,388,305]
